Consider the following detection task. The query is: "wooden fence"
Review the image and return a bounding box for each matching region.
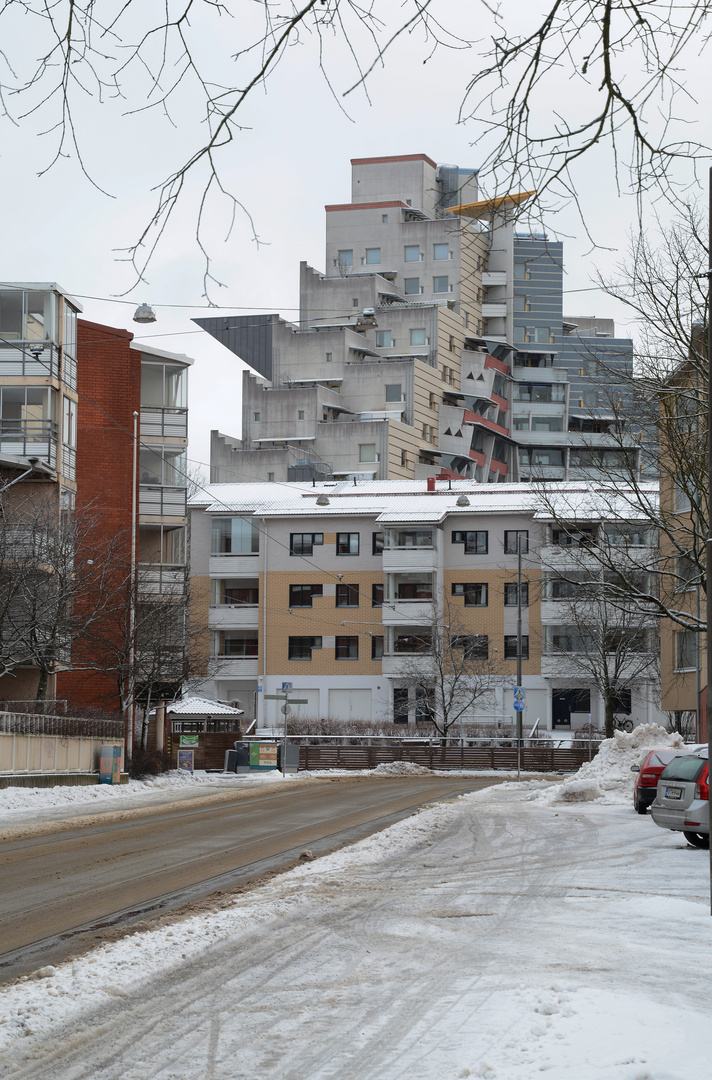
[298,743,598,772]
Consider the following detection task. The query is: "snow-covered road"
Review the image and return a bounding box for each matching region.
[0,767,708,1080]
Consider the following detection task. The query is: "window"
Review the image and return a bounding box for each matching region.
[359,444,377,463]
[675,554,697,592]
[214,580,257,606]
[404,277,420,295]
[415,687,435,724]
[268,472,274,482]
[433,276,449,293]
[325,352,332,363]
[504,583,529,606]
[453,635,488,659]
[335,636,358,659]
[404,245,420,262]
[504,530,529,554]
[513,294,529,312]
[290,532,323,556]
[337,249,353,267]
[531,416,563,432]
[535,327,552,343]
[552,526,594,547]
[612,689,632,714]
[372,583,384,607]
[393,687,409,723]
[62,396,77,448]
[410,328,426,346]
[514,262,531,279]
[429,392,437,409]
[385,383,402,402]
[289,584,323,607]
[504,636,529,660]
[513,415,529,431]
[289,636,322,660]
[336,532,359,555]
[452,583,488,606]
[452,530,488,554]
[139,445,187,486]
[220,634,258,658]
[675,630,698,671]
[400,449,407,468]
[388,528,433,548]
[212,518,259,554]
[365,247,381,264]
[372,532,384,555]
[382,214,388,223]
[297,410,305,420]
[336,584,359,607]
[352,298,359,307]
[513,383,566,403]
[448,334,455,351]
[376,330,392,348]
[433,243,449,260]
[371,635,384,660]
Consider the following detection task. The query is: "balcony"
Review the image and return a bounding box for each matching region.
[140,407,188,439]
[482,271,507,287]
[482,303,507,319]
[138,485,187,516]
[209,605,260,629]
[381,599,434,624]
[138,564,187,597]
[382,545,437,572]
[209,656,260,678]
[0,343,59,379]
[0,420,58,467]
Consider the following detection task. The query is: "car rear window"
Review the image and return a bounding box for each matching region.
[647,750,679,768]
[659,755,707,782]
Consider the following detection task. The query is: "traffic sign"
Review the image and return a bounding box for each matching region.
[281,704,291,715]
[281,681,293,692]
[264,695,308,703]
[514,700,525,712]
[513,686,525,712]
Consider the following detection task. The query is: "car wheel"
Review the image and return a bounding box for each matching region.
[634,797,647,815]
[683,831,710,849]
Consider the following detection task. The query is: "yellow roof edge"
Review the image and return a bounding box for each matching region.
[447,190,537,217]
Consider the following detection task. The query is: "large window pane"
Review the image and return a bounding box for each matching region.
[0,290,23,339]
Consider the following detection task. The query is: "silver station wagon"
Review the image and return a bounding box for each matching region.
[651,753,709,849]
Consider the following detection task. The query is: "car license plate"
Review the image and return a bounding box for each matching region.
[665,787,682,799]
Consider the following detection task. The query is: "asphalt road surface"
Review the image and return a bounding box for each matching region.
[0,774,501,981]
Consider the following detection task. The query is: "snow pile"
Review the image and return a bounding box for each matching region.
[0,769,279,820]
[372,761,432,776]
[539,723,686,806]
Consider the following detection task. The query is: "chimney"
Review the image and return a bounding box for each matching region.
[427,477,436,493]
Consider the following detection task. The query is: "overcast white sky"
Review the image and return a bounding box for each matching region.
[0,1,709,472]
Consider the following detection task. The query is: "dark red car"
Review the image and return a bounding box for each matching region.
[631,748,693,814]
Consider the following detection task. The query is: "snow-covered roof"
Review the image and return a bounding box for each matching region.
[189,479,658,522]
[163,696,244,717]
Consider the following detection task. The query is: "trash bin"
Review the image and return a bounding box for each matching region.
[231,742,251,774]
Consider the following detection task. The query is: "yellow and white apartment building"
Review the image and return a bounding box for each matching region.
[189,479,665,732]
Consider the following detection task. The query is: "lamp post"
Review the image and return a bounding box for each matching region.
[706,167,712,911]
[127,410,138,761]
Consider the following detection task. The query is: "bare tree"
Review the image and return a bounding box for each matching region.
[0,488,128,698]
[393,596,505,741]
[1,3,709,287]
[536,205,708,633]
[541,573,659,738]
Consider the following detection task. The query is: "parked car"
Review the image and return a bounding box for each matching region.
[630,748,691,814]
[650,753,709,848]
